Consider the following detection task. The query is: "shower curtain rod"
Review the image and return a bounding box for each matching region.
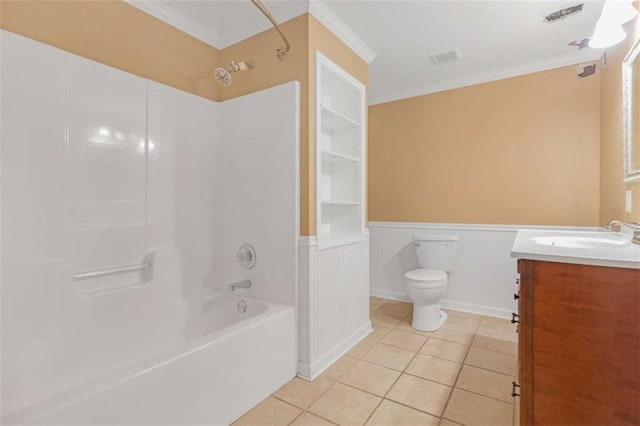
[250,0,290,60]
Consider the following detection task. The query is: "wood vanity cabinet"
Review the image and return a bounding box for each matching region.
[516,260,640,426]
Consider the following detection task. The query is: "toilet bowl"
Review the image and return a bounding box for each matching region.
[404,235,459,331]
[405,269,448,331]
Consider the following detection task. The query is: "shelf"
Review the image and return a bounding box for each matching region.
[321,149,360,164]
[321,200,359,205]
[321,104,360,131]
[316,51,365,250]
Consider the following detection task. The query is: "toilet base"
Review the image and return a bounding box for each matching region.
[412,304,447,331]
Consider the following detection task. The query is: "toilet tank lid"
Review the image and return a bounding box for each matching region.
[412,234,459,242]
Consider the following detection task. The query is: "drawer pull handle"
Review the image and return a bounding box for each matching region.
[511,381,520,397]
[514,293,519,300]
[511,313,519,324]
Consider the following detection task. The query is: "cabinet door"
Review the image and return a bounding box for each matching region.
[531,261,640,425]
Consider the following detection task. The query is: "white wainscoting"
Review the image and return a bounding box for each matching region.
[369,222,599,319]
[298,235,371,379]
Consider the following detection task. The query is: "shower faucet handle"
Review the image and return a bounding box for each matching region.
[235,244,257,269]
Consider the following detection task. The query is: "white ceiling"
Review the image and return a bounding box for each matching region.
[127,0,605,104]
[322,1,604,104]
[127,0,312,48]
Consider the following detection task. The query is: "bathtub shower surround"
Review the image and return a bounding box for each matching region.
[1,30,299,425]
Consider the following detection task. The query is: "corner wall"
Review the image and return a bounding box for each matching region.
[368,65,601,226]
[220,14,368,236]
[600,16,640,225]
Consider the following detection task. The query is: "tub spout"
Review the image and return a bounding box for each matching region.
[228,279,251,291]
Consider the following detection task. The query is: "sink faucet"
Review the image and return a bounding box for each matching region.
[228,279,251,291]
[607,220,640,245]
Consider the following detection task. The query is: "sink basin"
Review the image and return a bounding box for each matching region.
[531,235,631,249]
[511,230,640,269]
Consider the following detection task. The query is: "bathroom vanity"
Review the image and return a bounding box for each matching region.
[511,230,640,426]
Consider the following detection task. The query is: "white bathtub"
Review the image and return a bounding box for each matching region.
[2,288,296,425]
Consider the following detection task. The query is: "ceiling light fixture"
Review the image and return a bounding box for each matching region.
[588,0,638,49]
[589,19,627,48]
[602,0,638,24]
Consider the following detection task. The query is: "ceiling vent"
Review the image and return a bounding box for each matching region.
[430,49,460,66]
[576,62,596,78]
[544,4,583,23]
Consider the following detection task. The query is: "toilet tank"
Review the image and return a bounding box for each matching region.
[413,235,459,272]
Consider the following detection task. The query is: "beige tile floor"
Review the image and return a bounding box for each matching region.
[234,297,518,426]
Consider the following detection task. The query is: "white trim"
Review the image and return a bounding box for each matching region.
[440,299,512,320]
[298,231,368,249]
[369,50,603,105]
[125,0,307,49]
[125,0,221,47]
[369,289,512,320]
[297,321,372,380]
[622,35,640,184]
[369,288,412,303]
[368,221,601,233]
[315,51,367,251]
[220,1,310,49]
[309,1,377,64]
[298,235,318,247]
[124,0,378,65]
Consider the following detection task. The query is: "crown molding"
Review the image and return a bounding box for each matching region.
[219,0,310,49]
[125,0,222,48]
[125,0,377,64]
[309,0,377,64]
[369,50,603,106]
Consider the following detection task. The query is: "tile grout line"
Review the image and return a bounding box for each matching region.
[304,378,341,422]
[361,323,427,425]
[286,409,306,425]
[447,386,516,406]
[438,312,482,425]
[358,308,423,424]
[369,318,461,423]
[240,299,513,426]
[362,311,419,424]
[277,300,516,426]
[297,309,414,425]
[280,376,341,425]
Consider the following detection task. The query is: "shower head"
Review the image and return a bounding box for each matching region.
[214,60,255,87]
[215,67,232,87]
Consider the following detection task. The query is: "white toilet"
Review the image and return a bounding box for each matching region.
[404,235,459,331]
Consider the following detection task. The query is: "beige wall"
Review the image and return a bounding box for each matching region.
[600,16,640,225]
[369,65,601,226]
[1,0,221,101]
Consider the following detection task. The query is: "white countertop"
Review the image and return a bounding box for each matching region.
[511,230,640,269]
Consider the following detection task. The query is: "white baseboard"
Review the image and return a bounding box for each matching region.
[297,321,372,380]
[440,299,512,319]
[370,289,512,320]
[370,288,411,303]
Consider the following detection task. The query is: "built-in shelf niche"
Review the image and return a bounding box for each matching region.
[316,51,366,250]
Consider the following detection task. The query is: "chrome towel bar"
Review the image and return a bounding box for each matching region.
[73,262,150,281]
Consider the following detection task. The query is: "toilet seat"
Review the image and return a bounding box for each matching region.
[404,269,447,288]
